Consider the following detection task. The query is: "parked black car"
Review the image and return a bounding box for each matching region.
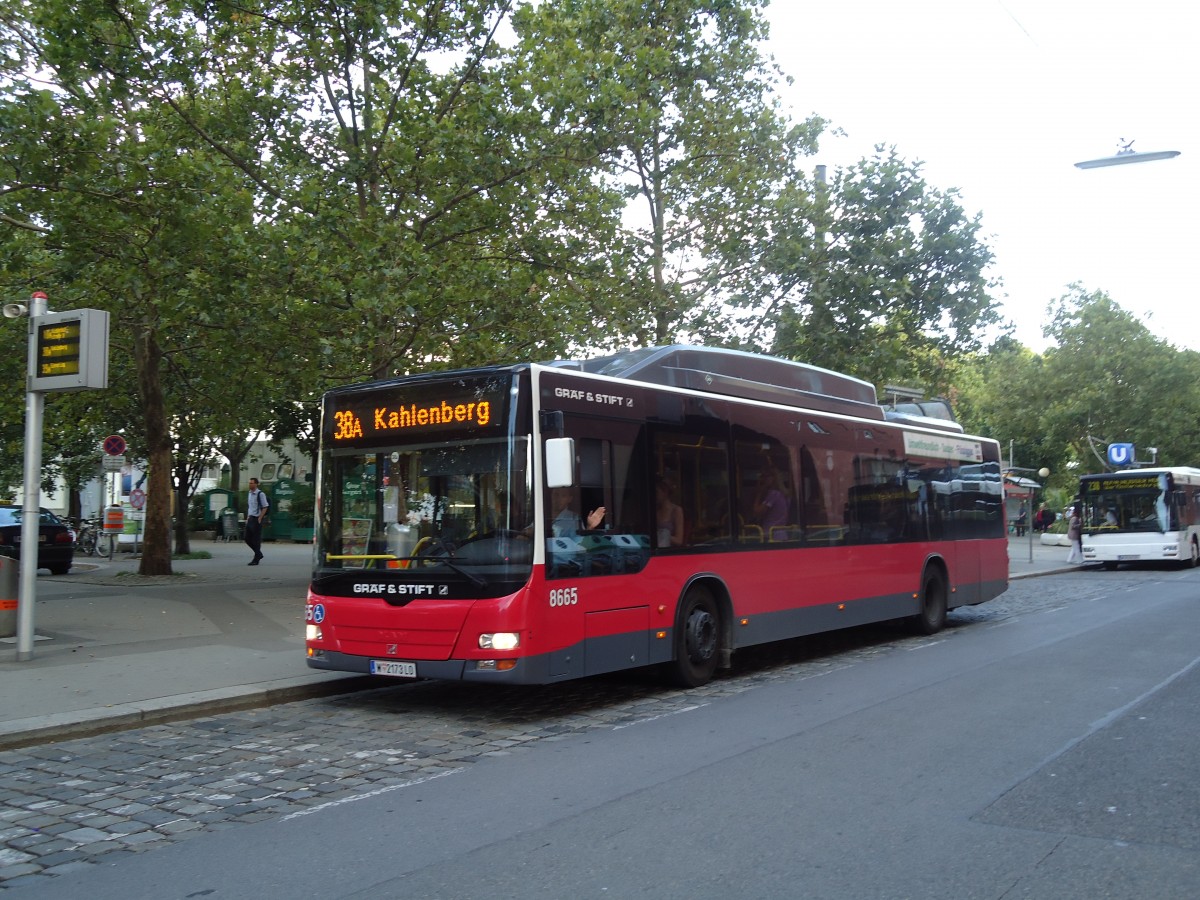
[0,505,75,574]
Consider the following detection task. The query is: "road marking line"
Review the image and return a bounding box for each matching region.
[612,704,706,730]
[279,767,464,821]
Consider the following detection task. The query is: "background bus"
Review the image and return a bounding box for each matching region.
[1078,467,1200,568]
[305,345,1008,687]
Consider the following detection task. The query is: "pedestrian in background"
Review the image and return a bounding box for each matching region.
[246,478,270,565]
[1034,502,1054,533]
[1065,504,1083,565]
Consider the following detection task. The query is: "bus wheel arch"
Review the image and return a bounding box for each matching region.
[666,577,729,688]
[909,559,948,636]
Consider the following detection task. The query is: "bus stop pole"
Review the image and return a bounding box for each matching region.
[17,291,48,661]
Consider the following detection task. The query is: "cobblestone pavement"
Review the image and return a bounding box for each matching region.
[0,569,1176,889]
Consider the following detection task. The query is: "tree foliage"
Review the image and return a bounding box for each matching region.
[1,0,645,568]
[759,146,1005,393]
[515,0,823,345]
[1039,285,1200,470]
[954,335,1066,477]
[955,287,1200,495]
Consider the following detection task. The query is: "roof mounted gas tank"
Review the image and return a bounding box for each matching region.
[549,345,885,420]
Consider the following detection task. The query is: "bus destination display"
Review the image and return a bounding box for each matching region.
[328,375,509,447]
[1082,476,1160,494]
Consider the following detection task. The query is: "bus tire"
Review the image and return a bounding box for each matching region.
[668,586,721,688]
[1190,538,1199,568]
[910,568,947,636]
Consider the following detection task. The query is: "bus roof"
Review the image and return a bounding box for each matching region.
[1081,467,1200,482]
[326,346,966,435]
[545,345,964,432]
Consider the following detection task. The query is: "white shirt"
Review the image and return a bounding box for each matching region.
[248,489,270,518]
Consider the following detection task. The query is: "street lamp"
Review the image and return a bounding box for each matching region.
[1075,140,1180,169]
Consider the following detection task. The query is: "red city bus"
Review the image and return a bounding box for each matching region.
[305,346,1008,687]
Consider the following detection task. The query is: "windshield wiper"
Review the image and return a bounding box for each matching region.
[413,554,486,587]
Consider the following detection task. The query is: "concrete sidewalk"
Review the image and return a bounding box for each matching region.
[1007,529,1076,580]
[0,538,371,750]
[0,533,1075,750]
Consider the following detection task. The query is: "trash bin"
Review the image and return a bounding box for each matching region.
[221,508,241,543]
[200,489,235,531]
[0,549,17,638]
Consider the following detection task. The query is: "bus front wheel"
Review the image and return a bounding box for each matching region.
[910,568,947,636]
[668,587,720,688]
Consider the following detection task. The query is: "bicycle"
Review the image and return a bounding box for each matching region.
[73,518,100,557]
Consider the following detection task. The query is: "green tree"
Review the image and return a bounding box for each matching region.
[124,0,637,378]
[1,0,630,570]
[515,0,823,345]
[1040,285,1200,471]
[954,336,1068,482]
[0,35,280,572]
[762,147,1004,392]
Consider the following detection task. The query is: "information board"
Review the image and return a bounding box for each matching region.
[29,309,110,392]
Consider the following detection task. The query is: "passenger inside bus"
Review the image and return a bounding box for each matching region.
[754,468,790,534]
[655,479,685,547]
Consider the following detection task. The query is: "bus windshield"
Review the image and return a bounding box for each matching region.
[1080,473,1171,534]
[317,438,532,582]
[315,370,531,590]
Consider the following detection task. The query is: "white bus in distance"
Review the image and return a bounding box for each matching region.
[1078,467,1200,568]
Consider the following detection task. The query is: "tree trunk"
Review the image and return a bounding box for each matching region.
[134,326,173,576]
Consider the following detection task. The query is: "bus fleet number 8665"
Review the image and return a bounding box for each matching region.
[549,587,579,607]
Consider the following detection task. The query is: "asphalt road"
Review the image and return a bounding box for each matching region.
[3,565,1199,898]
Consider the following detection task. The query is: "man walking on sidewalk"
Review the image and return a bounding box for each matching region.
[246,478,270,565]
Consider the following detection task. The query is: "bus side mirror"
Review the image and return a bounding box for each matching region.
[546,438,575,488]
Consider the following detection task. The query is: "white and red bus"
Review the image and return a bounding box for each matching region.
[1078,467,1200,568]
[305,346,1008,687]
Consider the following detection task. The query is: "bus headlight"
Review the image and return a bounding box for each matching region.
[479,632,520,651]
[306,624,323,642]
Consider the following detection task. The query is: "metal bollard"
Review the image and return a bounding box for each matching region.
[0,551,16,639]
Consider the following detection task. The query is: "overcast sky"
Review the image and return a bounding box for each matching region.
[765,0,1199,352]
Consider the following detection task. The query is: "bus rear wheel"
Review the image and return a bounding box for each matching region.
[910,568,947,636]
[668,587,720,688]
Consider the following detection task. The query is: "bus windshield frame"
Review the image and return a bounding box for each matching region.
[314,369,532,597]
[1079,472,1173,534]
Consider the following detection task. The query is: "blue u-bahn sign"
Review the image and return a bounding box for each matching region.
[1107,443,1135,466]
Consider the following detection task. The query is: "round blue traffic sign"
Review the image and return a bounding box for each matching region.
[103,434,127,456]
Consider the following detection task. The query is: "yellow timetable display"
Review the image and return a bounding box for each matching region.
[37,321,83,376]
[28,309,109,392]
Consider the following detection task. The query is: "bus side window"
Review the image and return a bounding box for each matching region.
[653,427,730,550]
[547,426,651,578]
